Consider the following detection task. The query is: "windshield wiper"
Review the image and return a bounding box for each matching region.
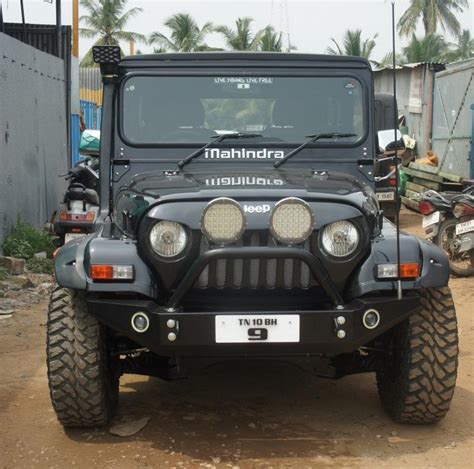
[273,132,357,168]
[177,132,263,170]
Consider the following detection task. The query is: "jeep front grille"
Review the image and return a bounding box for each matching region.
[195,232,316,290]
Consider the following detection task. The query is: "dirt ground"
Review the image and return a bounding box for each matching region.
[1,209,473,469]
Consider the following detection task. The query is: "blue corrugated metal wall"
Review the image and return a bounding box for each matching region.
[71,100,102,165]
[81,100,97,129]
[70,114,81,166]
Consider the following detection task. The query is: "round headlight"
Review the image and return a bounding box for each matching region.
[321,220,359,257]
[270,197,314,245]
[149,221,187,258]
[201,198,245,244]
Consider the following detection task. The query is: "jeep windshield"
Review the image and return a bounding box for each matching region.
[121,75,365,145]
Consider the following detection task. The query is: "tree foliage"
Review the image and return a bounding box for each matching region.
[444,29,474,61]
[215,17,263,51]
[398,0,469,37]
[79,0,145,66]
[259,26,283,52]
[326,29,378,59]
[402,33,448,62]
[149,13,214,52]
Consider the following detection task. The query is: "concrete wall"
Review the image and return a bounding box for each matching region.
[0,33,68,246]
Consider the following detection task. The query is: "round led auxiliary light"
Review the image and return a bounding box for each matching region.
[270,197,315,245]
[201,197,246,245]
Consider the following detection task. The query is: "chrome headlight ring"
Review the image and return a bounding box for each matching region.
[149,220,188,258]
[320,220,360,258]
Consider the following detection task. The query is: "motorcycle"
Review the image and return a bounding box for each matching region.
[50,130,101,246]
[374,129,405,222]
[419,186,474,277]
[452,193,474,271]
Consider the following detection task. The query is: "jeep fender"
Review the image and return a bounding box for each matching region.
[347,232,449,298]
[55,235,157,298]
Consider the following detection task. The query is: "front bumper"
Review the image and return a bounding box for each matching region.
[87,295,421,357]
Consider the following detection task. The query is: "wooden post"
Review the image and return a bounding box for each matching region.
[72,0,79,57]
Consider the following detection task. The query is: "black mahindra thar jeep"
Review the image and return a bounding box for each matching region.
[47,48,458,427]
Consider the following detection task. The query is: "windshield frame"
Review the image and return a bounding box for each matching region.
[117,70,370,149]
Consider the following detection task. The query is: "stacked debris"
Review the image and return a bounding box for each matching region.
[401,152,464,212]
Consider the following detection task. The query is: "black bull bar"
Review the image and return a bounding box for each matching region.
[166,246,345,309]
[86,244,423,355]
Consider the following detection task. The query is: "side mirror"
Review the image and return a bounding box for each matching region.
[79,130,101,157]
[377,129,404,153]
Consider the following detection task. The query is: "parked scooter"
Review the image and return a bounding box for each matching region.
[419,186,474,277]
[374,129,405,222]
[51,130,101,246]
[452,192,474,271]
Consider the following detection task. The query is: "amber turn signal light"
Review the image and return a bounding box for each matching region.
[90,265,134,281]
[377,263,420,279]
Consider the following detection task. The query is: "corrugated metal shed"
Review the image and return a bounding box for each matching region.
[432,58,474,179]
[80,67,103,105]
[374,63,445,158]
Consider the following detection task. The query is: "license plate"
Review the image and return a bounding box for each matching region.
[456,219,474,235]
[422,211,440,228]
[64,233,85,243]
[215,314,300,343]
[376,191,395,201]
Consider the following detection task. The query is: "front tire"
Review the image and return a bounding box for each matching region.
[376,287,458,424]
[47,287,119,427]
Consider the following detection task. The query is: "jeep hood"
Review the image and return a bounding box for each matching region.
[115,168,380,234]
[123,168,375,202]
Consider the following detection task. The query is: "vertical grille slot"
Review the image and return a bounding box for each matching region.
[196,232,316,290]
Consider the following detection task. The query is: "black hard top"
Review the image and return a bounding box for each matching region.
[120,52,371,69]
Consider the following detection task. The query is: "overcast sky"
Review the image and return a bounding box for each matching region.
[4,0,473,60]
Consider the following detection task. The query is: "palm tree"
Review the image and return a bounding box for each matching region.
[79,0,146,66]
[398,0,469,38]
[444,29,474,61]
[259,26,283,52]
[326,29,378,59]
[402,33,448,62]
[372,51,406,69]
[149,13,214,52]
[215,17,262,51]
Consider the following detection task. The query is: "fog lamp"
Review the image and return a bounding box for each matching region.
[362,309,380,329]
[131,312,150,333]
[270,197,314,244]
[201,198,245,244]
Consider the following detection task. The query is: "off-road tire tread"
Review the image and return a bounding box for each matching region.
[377,287,458,424]
[46,286,118,427]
